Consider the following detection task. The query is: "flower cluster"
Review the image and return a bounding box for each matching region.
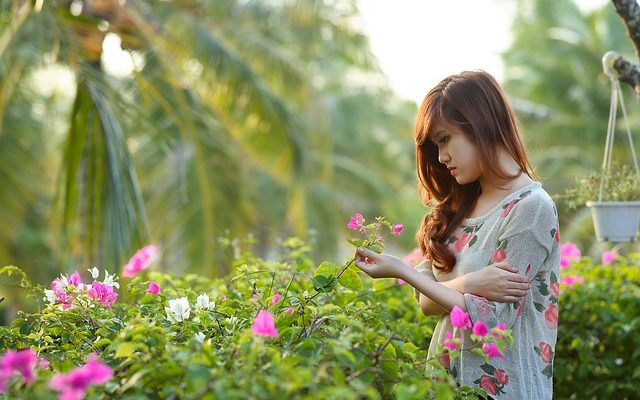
[0,349,38,392]
[437,306,511,397]
[0,349,111,400]
[43,269,119,310]
[49,354,113,400]
[347,213,403,237]
[122,245,159,277]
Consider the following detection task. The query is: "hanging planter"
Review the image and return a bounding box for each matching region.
[566,51,640,242]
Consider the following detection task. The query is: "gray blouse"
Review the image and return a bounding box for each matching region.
[414,182,560,399]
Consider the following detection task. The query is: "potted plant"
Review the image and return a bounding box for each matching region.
[565,164,640,242]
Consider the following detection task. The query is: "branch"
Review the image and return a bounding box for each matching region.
[612,0,640,98]
[612,0,640,57]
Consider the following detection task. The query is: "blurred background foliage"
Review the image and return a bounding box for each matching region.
[2,0,640,311]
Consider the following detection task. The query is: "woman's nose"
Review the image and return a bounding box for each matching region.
[438,150,450,165]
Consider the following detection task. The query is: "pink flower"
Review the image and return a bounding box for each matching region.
[602,250,618,265]
[251,310,279,337]
[285,307,295,314]
[501,200,517,217]
[482,343,504,359]
[219,294,227,301]
[67,272,83,287]
[442,331,457,351]
[271,293,281,304]
[401,248,424,267]
[472,321,488,337]
[0,348,37,391]
[391,224,404,236]
[491,248,507,263]
[560,275,584,287]
[549,281,560,298]
[544,303,558,329]
[538,341,552,364]
[87,281,118,308]
[251,293,259,302]
[560,242,581,269]
[453,232,474,253]
[479,374,497,395]
[49,354,113,400]
[494,368,509,386]
[450,305,471,329]
[122,245,159,277]
[347,213,365,231]
[147,281,160,295]
[491,323,506,339]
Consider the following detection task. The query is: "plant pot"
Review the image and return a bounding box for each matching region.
[586,201,640,242]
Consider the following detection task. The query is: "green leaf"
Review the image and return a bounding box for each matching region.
[314,261,339,278]
[534,302,545,312]
[347,237,365,247]
[480,363,496,375]
[114,342,138,359]
[338,268,362,290]
[369,243,384,253]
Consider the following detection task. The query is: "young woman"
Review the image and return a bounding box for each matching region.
[354,70,560,399]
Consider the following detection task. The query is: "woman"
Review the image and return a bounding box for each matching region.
[354,70,560,399]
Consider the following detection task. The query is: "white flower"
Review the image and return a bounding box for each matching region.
[194,332,205,343]
[88,267,100,280]
[102,270,120,289]
[43,289,56,304]
[165,297,191,324]
[195,293,215,311]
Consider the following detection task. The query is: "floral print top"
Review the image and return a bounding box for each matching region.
[414,182,560,399]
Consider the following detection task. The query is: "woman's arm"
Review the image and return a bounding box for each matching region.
[354,248,531,316]
[418,264,531,315]
[355,248,466,312]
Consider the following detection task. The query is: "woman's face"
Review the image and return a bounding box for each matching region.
[429,121,482,185]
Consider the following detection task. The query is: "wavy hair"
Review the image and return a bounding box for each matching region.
[414,70,535,273]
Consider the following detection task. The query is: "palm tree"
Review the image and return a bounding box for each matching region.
[0,0,417,288]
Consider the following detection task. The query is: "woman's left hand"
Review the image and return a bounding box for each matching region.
[354,247,406,279]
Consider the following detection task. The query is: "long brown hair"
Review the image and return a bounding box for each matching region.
[414,70,535,273]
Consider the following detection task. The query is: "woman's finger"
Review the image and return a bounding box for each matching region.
[494,262,518,273]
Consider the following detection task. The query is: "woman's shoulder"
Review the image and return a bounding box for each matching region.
[500,182,555,219]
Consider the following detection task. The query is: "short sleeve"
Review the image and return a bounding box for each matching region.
[463,196,558,329]
[413,259,435,302]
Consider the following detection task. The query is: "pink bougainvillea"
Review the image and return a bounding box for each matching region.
[122,245,159,277]
[251,310,279,337]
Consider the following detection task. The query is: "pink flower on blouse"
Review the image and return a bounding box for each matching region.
[479,374,497,395]
[491,249,507,263]
[544,303,558,329]
[501,200,518,217]
[453,232,473,253]
[538,341,552,364]
[549,281,560,298]
[494,368,509,386]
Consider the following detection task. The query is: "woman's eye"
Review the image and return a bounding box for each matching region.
[439,136,449,144]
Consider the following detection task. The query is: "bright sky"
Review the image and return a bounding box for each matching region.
[357,0,609,104]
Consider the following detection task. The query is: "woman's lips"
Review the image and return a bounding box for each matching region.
[449,167,457,175]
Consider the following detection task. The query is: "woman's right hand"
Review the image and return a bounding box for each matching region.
[466,262,531,302]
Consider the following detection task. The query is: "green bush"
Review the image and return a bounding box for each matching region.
[0,238,492,399]
[555,256,640,399]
